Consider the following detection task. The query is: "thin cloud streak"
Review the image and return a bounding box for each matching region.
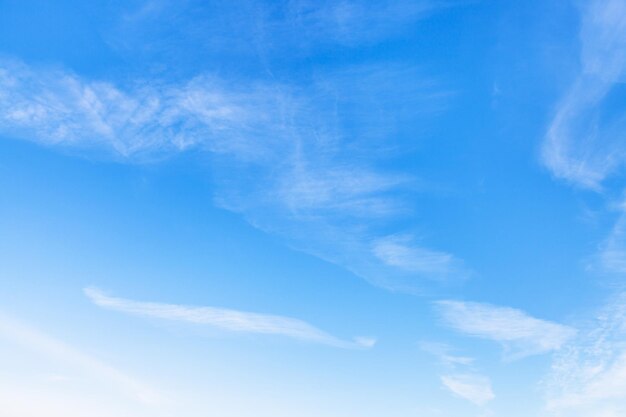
[542,0,626,189]
[0,311,158,405]
[595,204,626,276]
[420,341,494,407]
[110,0,441,60]
[372,235,468,281]
[436,300,577,359]
[419,341,475,367]
[283,0,438,45]
[85,288,375,349]
[440,373,494,406]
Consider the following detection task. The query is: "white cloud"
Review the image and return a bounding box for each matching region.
[542,0,626,189]
[0,59,290,158]
[440,374,494,406]
[85,287,374,349]
[419,341,474,367]
[544,293,626,417]
[596,206,626,274]
[0,58,466,292]
[372,235,467,281]
[0,311,158,405]
[583,199,626,281]
[419,341,494,408]
[542,4,626,409]
[436,300,577,359]
[276,162,408,217]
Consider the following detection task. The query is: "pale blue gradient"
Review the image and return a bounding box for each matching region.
[1,1,625,416]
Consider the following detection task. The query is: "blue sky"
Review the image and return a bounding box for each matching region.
[2,0,626,415]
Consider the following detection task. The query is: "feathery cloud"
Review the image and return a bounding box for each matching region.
[111,0,440,59]
[595,205,626,275]
[0,59,291,158]
[419,341,475,367]
[544,292,626,416]
[372,235,468,281]
[436,300,577,359]
[85,287,375,349]
[440,373,495,406]
[284,0,437,45]
[0,58,466,293]
[542,0,626,189]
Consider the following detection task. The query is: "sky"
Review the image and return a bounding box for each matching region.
[2,0,626,416]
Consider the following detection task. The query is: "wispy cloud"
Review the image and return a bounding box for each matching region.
[436,300,577,359]
[542,0,626,189]
[544,292,626,416]
[85,287,375,349]
[419,341,494,407]
[282,0,439,46]
[0,59,290,158]
[420,341,475,367]
[594,203,626,276]
[0,58,466,293]
[440,373,494,406]
[0,311,158,405]
[372,235,468,282]
[110,0,441,60]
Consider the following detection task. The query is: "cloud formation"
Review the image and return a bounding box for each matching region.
[542,0,626,189]
[419,341,475,367]
[544,292,626,417]
[0,59,290,158]
[0,58,466,292]
[436,300,577,359]
[85,287,375,349]
[594,203,626,276]
[440,373,494,406]
[419,342,494,406]
[372,235,468,281]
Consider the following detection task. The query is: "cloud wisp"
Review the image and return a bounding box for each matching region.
[594,203,626,277]
[0,311,158,405]
[544,292,626,417]
[436,300,577,359]
[0,58,468,293]
[542,0,626,190]
[280,0,439,46]
[420,341,494,407]
[372,235,468,282]
[0,59,291,159]
[110,0,441,60]
[419,341,475,367]
[440,373,495,406]
[84,288,375,349]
